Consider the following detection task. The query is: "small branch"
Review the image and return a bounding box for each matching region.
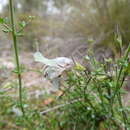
[40,98,82,115]
[17,20,31,34]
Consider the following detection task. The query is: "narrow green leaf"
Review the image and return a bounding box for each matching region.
[117,33,122,49]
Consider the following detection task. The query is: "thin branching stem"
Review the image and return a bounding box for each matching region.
[112,44,130,103]
[117,93,128,130]
[9,0,25,116]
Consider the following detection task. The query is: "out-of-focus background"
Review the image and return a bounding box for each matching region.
[0,0,130,92]
[0,0,130,58]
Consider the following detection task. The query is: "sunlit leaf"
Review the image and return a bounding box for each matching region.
[19,21,26,28]
[74,62,86,71]
[29,15,35,19]
[85,55,90,60]
[0,18,4,24]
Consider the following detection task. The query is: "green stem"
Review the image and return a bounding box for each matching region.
[117,92,128,130]
[112,44,130,104]
[9,0,25,116]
